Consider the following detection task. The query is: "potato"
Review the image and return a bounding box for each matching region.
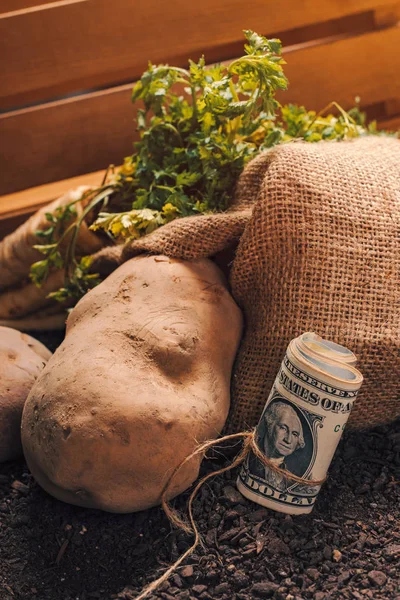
[22,256,242,512]
[0,327,52,462]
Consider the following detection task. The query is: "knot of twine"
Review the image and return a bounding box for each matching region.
[134,429,326,600]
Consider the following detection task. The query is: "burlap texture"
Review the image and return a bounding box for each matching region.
[93,137,400,430]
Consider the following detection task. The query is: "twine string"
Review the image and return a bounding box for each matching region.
[134,428,326,600]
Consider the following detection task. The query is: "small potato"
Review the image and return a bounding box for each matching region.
[0,327,52,462]
[22,256,242,512]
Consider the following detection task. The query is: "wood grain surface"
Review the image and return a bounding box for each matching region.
[0,0,74,16]
[0,83,135,195]
[2,25,400,195]
[0,170,105,239]
[0,0,397,110]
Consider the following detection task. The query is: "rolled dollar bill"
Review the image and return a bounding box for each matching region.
[296,332,357,366]
[236,332,363,514]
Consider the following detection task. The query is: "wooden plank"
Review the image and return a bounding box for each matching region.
[280,25,400,110]
[3,26,400,195]
[0,170,105,240]
[0,84,134,195]
[0,1,80,16]
[377,116,400,130]
[358,97,400,121]
[0,169,105,219]
[0,0,397,111]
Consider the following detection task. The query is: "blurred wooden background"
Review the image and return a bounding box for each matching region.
[1,0,400,236]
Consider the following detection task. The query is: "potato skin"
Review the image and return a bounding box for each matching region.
[0,327,52,462]
[22,256,242,512]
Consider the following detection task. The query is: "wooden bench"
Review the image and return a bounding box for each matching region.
[1,0,400,239]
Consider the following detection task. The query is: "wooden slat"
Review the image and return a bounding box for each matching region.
[377,116,400,130]
[3,26,400,196]
[0,0,397,111]
[0,169,105,219]
[281,24,400,109]
[0,170,105,240]
[0,84,134,195]
[0,0,66,15]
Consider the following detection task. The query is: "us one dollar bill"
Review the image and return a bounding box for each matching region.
[237,333,363,514]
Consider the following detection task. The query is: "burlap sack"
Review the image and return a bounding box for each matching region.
[93,137,400,430]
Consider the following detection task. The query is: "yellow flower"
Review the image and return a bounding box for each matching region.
[162,203,179,216]
[120,157,135,176]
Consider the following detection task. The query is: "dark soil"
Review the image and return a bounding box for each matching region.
[1,331,399,600]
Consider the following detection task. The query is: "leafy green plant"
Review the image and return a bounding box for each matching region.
[30,30,389,302]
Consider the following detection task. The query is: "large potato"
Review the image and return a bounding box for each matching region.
[0,327,52,462]
[22,256,242,512]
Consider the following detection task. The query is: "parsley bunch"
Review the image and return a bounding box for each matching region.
[30,30,386,301]
[92,31,288,236]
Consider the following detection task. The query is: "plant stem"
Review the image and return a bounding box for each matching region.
[65,188,114,278]
[191,84,198,125]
